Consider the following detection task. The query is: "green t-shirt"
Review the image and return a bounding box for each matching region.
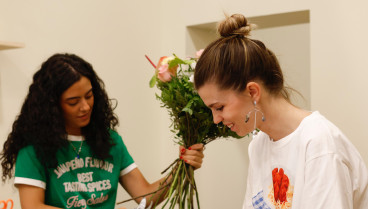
[14,130,136,209]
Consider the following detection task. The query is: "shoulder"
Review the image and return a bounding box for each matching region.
[18,145,37,158]
[108,129,128,148]
[109,129,123,143]
[109,129,121,140]
[298,111,340,138]
[298,112,359,162]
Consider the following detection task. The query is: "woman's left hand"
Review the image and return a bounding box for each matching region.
[179,144,205,169]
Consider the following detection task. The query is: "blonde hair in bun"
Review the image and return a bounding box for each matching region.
[217,14,256,37]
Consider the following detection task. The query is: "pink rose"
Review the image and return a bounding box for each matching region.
[156,56,178,82]
[158,63,172,82]
[195,49,204,58]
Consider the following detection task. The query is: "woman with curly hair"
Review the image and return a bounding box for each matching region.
[0,53,204,209]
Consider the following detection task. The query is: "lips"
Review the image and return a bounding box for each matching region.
[78,113,90,120]
[225,123,235,131]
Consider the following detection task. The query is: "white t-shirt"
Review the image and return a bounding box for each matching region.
[243,111,368,209]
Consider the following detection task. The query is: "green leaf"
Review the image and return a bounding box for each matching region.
[149,74,157,88]
[182,59,195,65]
[168,57,184,68]
[181,97,200,115]
[182,106,193,115]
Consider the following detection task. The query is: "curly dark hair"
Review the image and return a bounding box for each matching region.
[1,53,119,182]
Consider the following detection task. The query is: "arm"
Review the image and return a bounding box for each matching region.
[119,144,204,206]
[119,168,166,206]
[18,185,62,209]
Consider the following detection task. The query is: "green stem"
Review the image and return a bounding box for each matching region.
[178,166,183,209]
[151,162,180,208]
[161,158,179,175]
[183,164,196,189]
[161,161,182,208]
[190,184,194,209]
[185,112,191,147]
[193,174,200,209]
[116,182,171,205]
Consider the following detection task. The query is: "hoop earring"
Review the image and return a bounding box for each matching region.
[245,101,265,136]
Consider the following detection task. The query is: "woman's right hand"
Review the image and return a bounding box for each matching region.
[179,143,205,169]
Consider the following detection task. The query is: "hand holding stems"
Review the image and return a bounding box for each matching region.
[179,144,204,169]
[153,143,205,209]
[117,143,205,208]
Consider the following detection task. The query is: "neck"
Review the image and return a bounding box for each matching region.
[257,96,310,141]
[66,127,82,136]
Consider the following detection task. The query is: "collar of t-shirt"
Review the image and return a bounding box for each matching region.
[67,135,85,141]
[267,111,318,148]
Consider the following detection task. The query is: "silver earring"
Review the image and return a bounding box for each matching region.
[245,101,265,136]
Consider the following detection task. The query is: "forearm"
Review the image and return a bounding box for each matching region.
[120,167,175,207]
[143,175,172,206]
[18,185,62,209]
[143,145,203,206]
[120,144,203,207]
[20,202,62,209]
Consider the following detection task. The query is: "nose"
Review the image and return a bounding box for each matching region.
[80,98,91,112]
[212,112,223,124]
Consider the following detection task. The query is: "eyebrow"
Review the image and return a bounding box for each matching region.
[65,88,93,101]
[208,102,219,108]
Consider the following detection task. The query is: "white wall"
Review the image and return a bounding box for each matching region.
[1,0,368,208]
[309,0,368,165]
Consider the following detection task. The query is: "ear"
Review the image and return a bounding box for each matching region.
[245,82,261,102]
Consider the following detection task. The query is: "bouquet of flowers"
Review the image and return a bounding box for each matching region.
[141,50,239,209]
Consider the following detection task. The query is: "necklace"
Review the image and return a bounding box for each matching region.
[70,140,84,159]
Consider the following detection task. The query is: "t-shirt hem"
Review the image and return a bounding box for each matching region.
[14,177,46,189]
[120,163,137,176]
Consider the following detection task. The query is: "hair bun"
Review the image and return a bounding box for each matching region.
[218,14,254,37]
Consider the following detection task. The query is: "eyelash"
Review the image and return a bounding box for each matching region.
[68,94,93,106]
[216,106,224,111]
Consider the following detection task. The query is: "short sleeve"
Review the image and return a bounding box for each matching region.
[301,153,353,209]
[14,146,47,189]
[109,130,137,176]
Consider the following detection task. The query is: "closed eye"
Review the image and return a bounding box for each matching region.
[85,91,94,99]
[67,99,79,106]
[215,106,224,111]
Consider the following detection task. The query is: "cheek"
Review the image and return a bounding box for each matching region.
[228,104,246,122]
[61,105,77,119]
[89,98,94,110]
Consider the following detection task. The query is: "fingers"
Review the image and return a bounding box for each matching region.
[179,144,205,169]
[189,143,205,151]
[184,157,203,169]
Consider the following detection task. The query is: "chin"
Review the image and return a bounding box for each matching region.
[79,121,91,128]
[236,129,252,137]
[236,131,246,137]
[238,133,248,137]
